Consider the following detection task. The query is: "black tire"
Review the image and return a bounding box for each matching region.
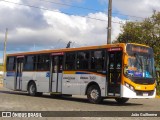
[87,85,102,104]
[115,98,129,104]
[28,82,37,96]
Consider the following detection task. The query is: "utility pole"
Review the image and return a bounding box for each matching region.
[1,28,8,85]
[3,28,8,66]
[107,0,112,44]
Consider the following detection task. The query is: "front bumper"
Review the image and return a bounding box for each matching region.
[121,85,156,98]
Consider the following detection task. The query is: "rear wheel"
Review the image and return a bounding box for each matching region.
[87,85,102,104]
[28,82,37,96]
[115,98,129,104]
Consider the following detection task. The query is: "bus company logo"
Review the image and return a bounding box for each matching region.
[2,112,11,117]
[90,76,96,80]
[80,77,89,79]
[63,77,75,80]
[46,72,50,77]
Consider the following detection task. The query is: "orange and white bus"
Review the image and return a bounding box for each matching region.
[3,43,156,104]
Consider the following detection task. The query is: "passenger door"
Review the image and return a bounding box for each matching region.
[107,48,122,96]
[49,53,64,93]
[15,56,24,90]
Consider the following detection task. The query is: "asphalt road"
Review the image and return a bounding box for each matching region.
[0,85,159,120]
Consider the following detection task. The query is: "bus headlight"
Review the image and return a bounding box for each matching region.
[130,86,134,91]
[125,82,129,87]
[125,82,135,91]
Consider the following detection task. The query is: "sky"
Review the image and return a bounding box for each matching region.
[0,0,160,63]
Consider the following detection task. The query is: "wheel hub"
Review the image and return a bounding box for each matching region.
[90,89,99,100]
[30,85,35,94]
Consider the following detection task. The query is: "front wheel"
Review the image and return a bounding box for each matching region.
[115,98,129,104]
[87,85,102,104]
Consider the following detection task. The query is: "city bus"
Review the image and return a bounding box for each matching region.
[3,43,156,104]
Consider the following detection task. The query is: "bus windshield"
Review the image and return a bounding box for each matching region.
[127,55,155,78]
[125,44,156,79]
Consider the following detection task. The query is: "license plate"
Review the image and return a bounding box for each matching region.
[143,93,148,96]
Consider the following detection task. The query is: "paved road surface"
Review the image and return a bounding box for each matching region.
[0,85,159,120]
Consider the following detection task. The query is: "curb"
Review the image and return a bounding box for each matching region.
[156,95,160,98]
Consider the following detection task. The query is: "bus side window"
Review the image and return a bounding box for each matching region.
[24,55,35,71]
[37,54,50,71]
[6,57,15,71]
[77,51,89,70]
[65,52,76,70]
[91,50,105,70]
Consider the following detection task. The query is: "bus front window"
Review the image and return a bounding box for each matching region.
[125,55,155,78]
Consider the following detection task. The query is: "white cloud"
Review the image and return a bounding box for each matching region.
[0,9,123,53]
[113,0,160,18]
[0,0,159,62]
[100,0,160,19]
[0,0,21,9]
[0,0,124,60]
[43,10,123,46]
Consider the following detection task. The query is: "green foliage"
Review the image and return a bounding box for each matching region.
[157,85,160,96]
[115,12,160,67]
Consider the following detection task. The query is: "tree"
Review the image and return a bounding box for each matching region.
[115,12,160,67]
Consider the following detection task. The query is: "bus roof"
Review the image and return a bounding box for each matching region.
[7,43,150,56]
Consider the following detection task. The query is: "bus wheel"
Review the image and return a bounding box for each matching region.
[28,82,37,96]
[115,98,129,104]
[87,85,102,104]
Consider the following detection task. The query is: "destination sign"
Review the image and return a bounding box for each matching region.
[131,46,149,53]
[126,44,153,56]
